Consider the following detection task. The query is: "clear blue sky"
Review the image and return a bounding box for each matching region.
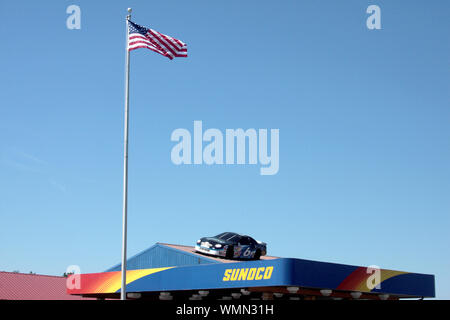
[0,0,449,298]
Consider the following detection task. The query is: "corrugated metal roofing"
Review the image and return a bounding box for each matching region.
[0,272,89,300]
[107,242,278,272]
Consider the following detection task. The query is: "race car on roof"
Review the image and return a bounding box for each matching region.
[195,232,267,260]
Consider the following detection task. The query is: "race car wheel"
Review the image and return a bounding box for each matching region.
[226,246,234,259]
[254,249,261,260]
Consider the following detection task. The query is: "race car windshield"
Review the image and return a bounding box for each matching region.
[215,232,227,238]
[215,232,239,241]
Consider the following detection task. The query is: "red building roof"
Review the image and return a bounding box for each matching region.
[0,272,89,300]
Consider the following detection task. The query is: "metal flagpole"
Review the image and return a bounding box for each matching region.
[121,7,132,301]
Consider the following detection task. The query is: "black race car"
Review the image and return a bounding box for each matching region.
[195,232,267,260]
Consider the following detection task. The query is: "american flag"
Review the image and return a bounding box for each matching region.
[127,20,187,60]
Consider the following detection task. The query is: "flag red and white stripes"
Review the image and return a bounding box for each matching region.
[128,21,187,60]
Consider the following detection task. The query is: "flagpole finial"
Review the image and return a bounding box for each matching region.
[127,8,132,20]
